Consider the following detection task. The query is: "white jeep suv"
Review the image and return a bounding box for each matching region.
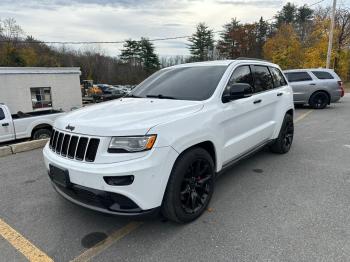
[43,59,294,223]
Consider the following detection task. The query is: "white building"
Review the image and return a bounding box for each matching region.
[0,67,82,113]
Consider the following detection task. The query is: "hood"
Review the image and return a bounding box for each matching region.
[54,98,203,136]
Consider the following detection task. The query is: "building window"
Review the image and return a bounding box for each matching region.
[31,87,52,110]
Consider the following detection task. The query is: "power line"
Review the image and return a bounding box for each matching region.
[0,31,225,45]
[308,0,326,7]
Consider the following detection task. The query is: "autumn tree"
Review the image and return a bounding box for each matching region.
[0,18,26,66]
[263,24,302,69]
[188,23,214,61]
[302,19,330,68]
[334,8,350,73]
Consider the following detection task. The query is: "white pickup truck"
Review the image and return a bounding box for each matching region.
[0,104,65,143]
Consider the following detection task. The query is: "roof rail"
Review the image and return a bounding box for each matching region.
[235,57,270,62]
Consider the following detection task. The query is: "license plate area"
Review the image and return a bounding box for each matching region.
[49,164,71,188]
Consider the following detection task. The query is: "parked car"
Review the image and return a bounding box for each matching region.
[0,104,64,143]
[92,86,124,102]
[283,68,344,109]
[44,59,294,223]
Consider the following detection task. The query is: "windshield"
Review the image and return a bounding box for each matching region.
[131,66,228,101]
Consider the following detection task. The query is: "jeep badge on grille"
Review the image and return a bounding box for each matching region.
[65,124,75,131]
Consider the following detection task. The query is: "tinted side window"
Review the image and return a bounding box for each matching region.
[312,71,334,80]
[285,72,312,82]
[0,108,5,120]
[254,65,274,92]
[224,65,253,95]
[270,67,287,88]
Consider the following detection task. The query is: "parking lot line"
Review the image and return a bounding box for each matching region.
[71,221,142,262]
[295,110,313,123]
[0,218,54,262]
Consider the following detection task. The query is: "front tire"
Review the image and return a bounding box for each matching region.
[161,147,215,223]
[269,114,294,154]
[32,128,52,140]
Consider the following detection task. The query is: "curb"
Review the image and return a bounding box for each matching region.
[0,146,12,157]
[0,139,49,158]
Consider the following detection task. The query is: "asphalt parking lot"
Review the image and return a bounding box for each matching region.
[1,95,350,262]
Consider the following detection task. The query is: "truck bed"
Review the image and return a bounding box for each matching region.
[12,109,63,119]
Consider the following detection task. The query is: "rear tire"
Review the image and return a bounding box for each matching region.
[161,147,215,223]
[309,92,329,109]
[269,114,294,154]
[32,128,52,140]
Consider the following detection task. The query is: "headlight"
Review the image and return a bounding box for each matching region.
[108,135,157,153]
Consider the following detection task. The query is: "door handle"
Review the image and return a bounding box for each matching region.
[277,92,283,96]
[309,83,316,86]
[253,99,262,104]
[2,123,9,127]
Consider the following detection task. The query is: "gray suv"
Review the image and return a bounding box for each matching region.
[284,69,344,109]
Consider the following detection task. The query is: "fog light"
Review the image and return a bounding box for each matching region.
[104,175,134,186]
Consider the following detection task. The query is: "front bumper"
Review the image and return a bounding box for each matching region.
[51,182,159,216]
[43,143,179,212]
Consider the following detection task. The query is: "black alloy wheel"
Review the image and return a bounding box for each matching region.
[282,118,294,152]
[310,92,329,109]
[161,147,215,223]
[269,114,294,154]
[180,158,213,214]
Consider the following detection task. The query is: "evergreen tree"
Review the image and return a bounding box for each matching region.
[256,17,269,58]
[139,38,160,72]
[217,18,241,59]
[275,2,297,27]
[120,39,141,66]
[188,23,214,61]
[296,5,314,42]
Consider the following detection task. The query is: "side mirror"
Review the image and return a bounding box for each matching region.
[223,83,253,102]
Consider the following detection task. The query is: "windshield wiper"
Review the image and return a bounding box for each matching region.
[125,94,142,98]
[146,94,176,99]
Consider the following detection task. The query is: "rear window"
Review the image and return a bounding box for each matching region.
[0,108,5,120]
[312,71,334,80]
[285,72,312,82]
[254,65,274,92]
[270,67,287,88]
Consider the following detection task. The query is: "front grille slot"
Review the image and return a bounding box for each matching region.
[49,130,56,148]
[51,131,59,150]
[67,136,79,159]
[50,129,100,163]
[61,135,71,157]
[56,133,64,154]
[76,137,88,161]
[85,139,100,162]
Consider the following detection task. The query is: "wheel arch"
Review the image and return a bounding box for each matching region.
[286,108,294,117]
[175,140,217,171]
[272,107,294,139]
[309,89,331,105]
[31,124,52,138]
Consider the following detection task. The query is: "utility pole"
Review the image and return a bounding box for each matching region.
[326,0,337,68]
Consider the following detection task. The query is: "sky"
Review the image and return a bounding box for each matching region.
[0,0,343,57]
